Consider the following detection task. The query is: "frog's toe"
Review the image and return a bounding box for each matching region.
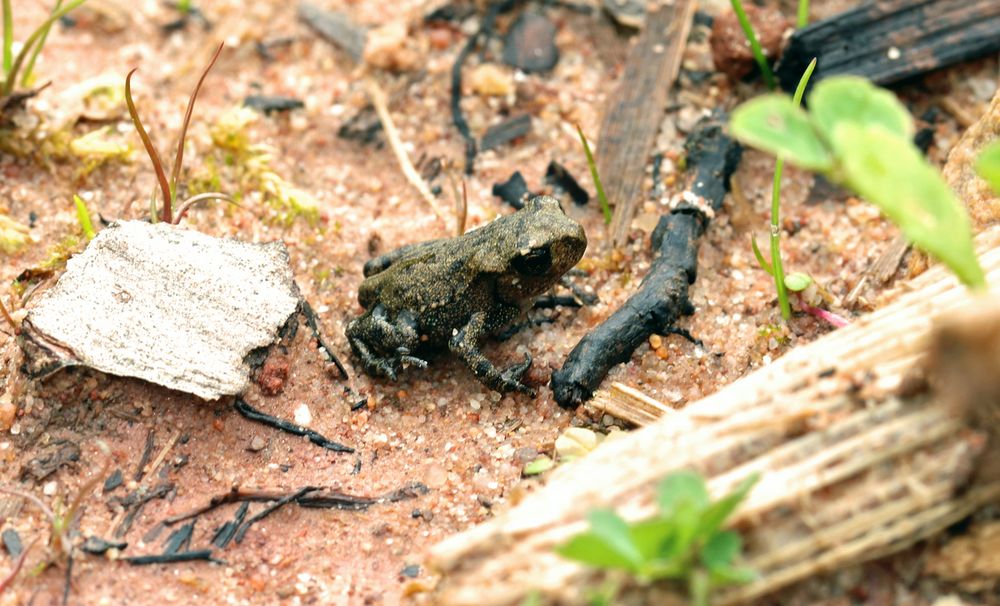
[396,347,428,369]
[499,354,535,396]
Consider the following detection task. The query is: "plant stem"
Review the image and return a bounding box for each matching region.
[769,58,816,320]
[170,41,223,203]
[576,125,612,224]
[2,0,11,79]
[797,0,809,28]
[20,0,63,89]
[125,68,172,223]
[729,0,775,90]
[73,194,95,239]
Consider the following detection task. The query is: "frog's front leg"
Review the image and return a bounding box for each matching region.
[449,310,535,396]
[346,304,427,380]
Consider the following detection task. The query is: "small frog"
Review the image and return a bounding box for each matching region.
[346,195,587,395]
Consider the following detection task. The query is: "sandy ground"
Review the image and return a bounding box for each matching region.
[0,0,997,604]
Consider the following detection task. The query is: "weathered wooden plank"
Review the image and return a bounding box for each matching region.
[776,0,1000,90]
[598,0,695,249]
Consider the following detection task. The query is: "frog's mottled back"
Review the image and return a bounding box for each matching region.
[347,195,586,395]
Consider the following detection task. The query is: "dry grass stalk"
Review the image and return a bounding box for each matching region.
[364,77,447,229]
[428,228,1000,605]
[589,382,675,426]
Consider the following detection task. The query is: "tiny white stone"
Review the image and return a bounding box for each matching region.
[294,404,312,426]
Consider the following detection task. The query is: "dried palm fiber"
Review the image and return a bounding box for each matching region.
[428,228,1000,605]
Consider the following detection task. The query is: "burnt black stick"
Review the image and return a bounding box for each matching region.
[551,116,741,408]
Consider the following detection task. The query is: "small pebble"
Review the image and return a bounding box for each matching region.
[248,436,267,452]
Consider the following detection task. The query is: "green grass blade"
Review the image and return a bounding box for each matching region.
[72,194,95,240]
[3,0,87,96]
[729,0,775,90]
[2,0,12,78]
[20,0,63,88]
[750,234,773,275]
[797,0,809,28]
[125,68,172,223]
[576,125,612,224]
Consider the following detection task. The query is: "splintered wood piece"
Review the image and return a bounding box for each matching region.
[590,382,675,426]
[429,229,1000,605]
[776,0,1000,90]
[598,0,695,248]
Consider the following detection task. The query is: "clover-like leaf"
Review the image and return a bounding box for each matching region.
[834,123,985,288]
[730,95,833,172]
[557,509,644,572]
[809,76,913,149]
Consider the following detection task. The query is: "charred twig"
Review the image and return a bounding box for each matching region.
[233,399,354,453]
[133,430,156,481]
[480,114,532,153]
[299,300,349,380]
[234,487,319,544]
[551,116,741,408]
[450,1,513,173]
[298,2,367,62]
[776,0,1000,90]
[124,550,222,566]
[80,536,127,556]
[114,482,173,538]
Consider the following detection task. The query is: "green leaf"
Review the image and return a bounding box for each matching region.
[72,194,96,240]
[556,509,644,572]
[628,518,678,562]
[709,565,758,586]
[701,530,741,571]
[523,456,554,476]
[698,473,758,540]
[783,272,812,292]
[976,140,1000,196]
[809,76,913,147]
[730,95,833,172]
[657,471,709,517]
[834,124,985,288]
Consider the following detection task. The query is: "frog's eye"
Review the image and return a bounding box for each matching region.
[513,247,552,276]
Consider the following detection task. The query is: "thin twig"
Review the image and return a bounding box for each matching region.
[364,77,447,228]
[173,192,237,223]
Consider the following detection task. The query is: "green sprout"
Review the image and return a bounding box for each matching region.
[72,194,95,240]
[558,471,758,606]
[1,0,89,97]
[749,58,816,320]
[731,75,986,291]
[728,0,775,90]
[124,42,233,224]
[797,0,809,28]
[577,125,612,224]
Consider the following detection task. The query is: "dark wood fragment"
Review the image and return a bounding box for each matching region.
[211,502,249,549]
[545,161,589,205]
[133,430,155,481]
[480,114,532,152]
[492,171,533,209]
[162,522,195,555]
[338,105,383,145]
[599,0,696,248]
[103,469,123,493]
[20,439,80,482]
[243,95,305,114]
[298,2,368,63]
[552,116,741,408]
[776,0,1000,91]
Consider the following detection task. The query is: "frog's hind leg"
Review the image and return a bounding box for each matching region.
[449,310,535,396]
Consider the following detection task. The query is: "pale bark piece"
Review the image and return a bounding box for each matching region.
[599,0,695,248]
[22,221,301,400]
[429,229,1000,605]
